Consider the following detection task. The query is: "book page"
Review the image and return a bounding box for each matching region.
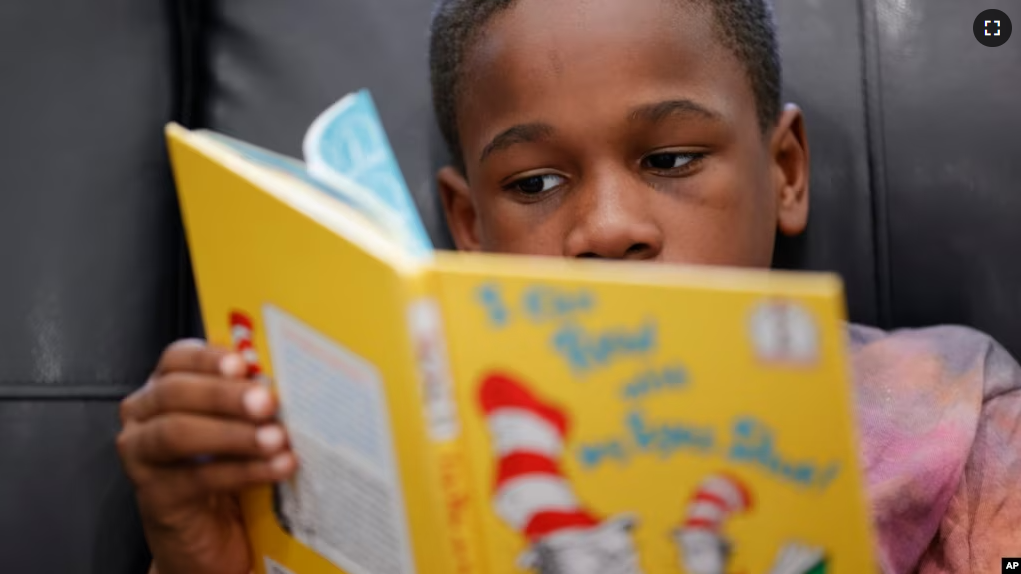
[263,304,414,574]
[303,90,433,260]
[263,556,297,574]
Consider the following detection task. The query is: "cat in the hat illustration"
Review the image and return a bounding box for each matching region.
[229,311,264,377]
[479,372,645,574]
[672,473,827,574]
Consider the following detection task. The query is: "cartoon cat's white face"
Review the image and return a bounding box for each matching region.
[675,529,728,574]
[519,515,643,574]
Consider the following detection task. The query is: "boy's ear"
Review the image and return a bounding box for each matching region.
[437,165,482,251]
[770,104,810,237]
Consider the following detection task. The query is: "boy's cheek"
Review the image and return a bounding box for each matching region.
[473,199,563,256]
[480,226,565,256]
[655,207,776,268]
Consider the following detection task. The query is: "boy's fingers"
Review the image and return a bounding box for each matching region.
[122,414,289,465]
[153,339,247,378]
[189,453,297,494]
[138,454,297,510]
[121,374,275,423]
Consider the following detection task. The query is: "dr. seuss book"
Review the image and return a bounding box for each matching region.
[167,90,878,574]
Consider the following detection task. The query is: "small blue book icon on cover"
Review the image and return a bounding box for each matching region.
[304,90,434,259]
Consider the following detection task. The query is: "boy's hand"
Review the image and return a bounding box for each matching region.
[117,339,297,574]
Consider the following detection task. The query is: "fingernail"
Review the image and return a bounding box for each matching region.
[219,354,246,376]
[270,452,294,475]
[243,387,271,417]
[256,426,285,452]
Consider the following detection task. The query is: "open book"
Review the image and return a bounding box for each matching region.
[167,91,877,574]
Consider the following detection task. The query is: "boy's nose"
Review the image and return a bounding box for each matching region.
[564,175,664,261]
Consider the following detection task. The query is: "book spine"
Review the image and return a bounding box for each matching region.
[405,290,487,574]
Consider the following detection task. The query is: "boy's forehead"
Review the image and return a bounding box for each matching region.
[458,0,755,154]
[466,0,721,78]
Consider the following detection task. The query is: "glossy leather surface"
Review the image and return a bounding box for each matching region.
[1,1,183,570]
[871,0,1021,353]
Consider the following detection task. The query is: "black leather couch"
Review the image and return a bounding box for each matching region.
[1,0,1017,572]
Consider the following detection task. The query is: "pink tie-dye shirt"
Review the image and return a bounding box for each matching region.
[849,324,1021,573]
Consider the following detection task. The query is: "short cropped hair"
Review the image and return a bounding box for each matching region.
[429,0,783,169]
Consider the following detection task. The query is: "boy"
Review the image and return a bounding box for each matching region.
[116,0,1021,573]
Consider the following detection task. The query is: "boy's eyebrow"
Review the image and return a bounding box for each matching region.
[629,99,722,123]
[479,122,555,163]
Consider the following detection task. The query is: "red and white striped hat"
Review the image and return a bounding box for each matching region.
[479,372,599,541]
[229,310,262,376]
[682,473,752,532]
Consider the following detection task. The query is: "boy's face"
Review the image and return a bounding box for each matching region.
[438,0,809,268]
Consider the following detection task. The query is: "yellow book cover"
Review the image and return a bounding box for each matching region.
[167,91,878,574]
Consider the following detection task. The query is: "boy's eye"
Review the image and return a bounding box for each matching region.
[508,173,566,195]
[643,152,700,171]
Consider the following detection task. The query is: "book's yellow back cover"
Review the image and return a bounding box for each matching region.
[434,254,876,574]
[167,124,466,574]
